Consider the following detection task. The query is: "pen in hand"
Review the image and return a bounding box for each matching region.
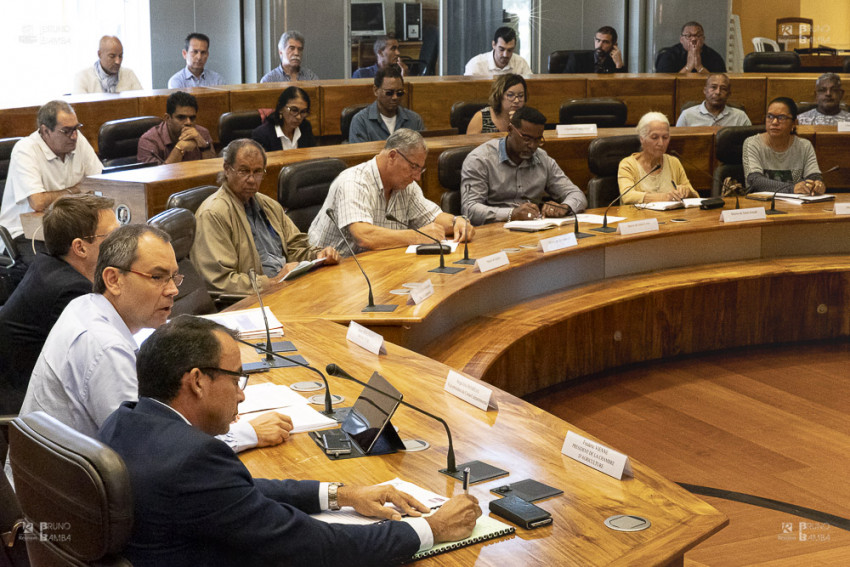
[462,467,471,495]
[670,181,685,203]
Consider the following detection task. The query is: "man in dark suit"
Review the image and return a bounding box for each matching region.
[99,315,481,567]
[563,26,626,74]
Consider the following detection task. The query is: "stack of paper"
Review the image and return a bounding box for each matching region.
[312,478,450,525]
[747,191,835,203]
[203,307,283,340]
[634,198,704,211]
[238,383,309,414]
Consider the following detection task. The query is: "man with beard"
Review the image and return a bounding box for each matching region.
[563,26,626,74]
[797,73,850,125]
[261,30,319,82]
[676,73,751,127]
[464,27,532,77]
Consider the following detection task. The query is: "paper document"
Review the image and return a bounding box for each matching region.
[202,307,283,340]
[747,191,835,203]
[635,198,704,210]
[279,257,325,281]
[238,382,309,414]
[246,404,337,434]
[576,213,626,225]
[311,477,449,525]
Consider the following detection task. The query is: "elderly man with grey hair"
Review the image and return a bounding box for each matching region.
[352,35,408,78]
[72,35,143,93]
[260,30,319,82]
[797,73,850,125]
[309,128,474,255]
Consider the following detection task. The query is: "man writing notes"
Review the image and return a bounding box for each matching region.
[676,74,751,127]
[562,26,626,74]
[261,30,319,82]
[461,107,586,225]
[99,315,482,567]
[797,73,850,125]
[464,26,532,77]
[309,129,474,255]
[137,91,216,165]
[167,33,226,88]
[191,139,339,294]
[656,21,726,74]
[72,35,142,93]
[349,66,425,143]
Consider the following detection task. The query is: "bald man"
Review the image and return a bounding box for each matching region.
[73,35,143,94]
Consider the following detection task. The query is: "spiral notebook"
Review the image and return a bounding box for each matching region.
[405,515,515,562]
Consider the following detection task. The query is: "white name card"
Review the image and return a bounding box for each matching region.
[835,202,850,215]
[444,370,497,411]
[561,431,633,480]
[474,250,509,273]
[538,232,578,253]
[617,218,659,235]
[407,279,434,305]
[556,124,598,138]
[720,207,767,223]
[837,122,850,132]
[346,321,386,355]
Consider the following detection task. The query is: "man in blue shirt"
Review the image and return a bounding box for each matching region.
[167,33,226,88]
[349,66,425,143]
[353,36,409,79]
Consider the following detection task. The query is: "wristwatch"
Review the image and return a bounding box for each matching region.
[328,482,344,511]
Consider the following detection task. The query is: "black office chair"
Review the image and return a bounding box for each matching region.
[559,98,628,128]
[0,433,28,567]
[340,103,370,142]
[844,57,850,73]
[449,101,488,135]
[548,50,593,74]
[9,411,133,567]
[277,158,348,232]
[586,135,641,208]
[437,145,477,215]
[404,26,439,76]
[654,47,673,72]
[97,116,161,168]
[743,51,801,73]
[0,225,22,305]
[1,137,22,203]
[219,110,263,148]
[166,185,219,214]
[712,125,766,196]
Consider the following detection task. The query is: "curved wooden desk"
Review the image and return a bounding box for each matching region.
[240,197,850,396]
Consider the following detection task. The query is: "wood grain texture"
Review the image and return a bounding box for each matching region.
[586,75,676,125]
[236,320,727,566]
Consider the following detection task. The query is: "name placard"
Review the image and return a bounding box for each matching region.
[407,279,434,305]
[837,122,850,132]
[561,431,633,480]
[617,218,659,235]
[444,370,497,411]
[835,202,850,215]
[474,250,510,273]
[346,321,386,355]
[720,207,766,223]
[538,232,578,253]
[556,124,598,138]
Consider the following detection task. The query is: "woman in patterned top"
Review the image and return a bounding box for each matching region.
[466,74,527,134]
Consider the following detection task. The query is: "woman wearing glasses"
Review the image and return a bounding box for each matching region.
[742,97,824,195]
[251,86,316,152]
[466,74,527,134]
[617,111,698,204]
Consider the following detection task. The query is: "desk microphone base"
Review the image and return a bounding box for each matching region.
[243,354,309,373]
[454,258,476,265]
[363,304,397,312]
[765,208,787,215]
[441,460,509,484]
[575,232,595,239]
[591,226,617,233]
[253,341,296,355]
[429,266,465,274]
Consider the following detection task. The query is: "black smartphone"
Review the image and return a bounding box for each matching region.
[321,430,351,456]
[489,495,552,529]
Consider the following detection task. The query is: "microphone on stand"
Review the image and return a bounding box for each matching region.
[454,214,476,265]
[592,164,661,233]
[669,150,725,209]
[531,199,594,239]
[325,209,396,312]
[385,213,464,274]
[766,166,836,215]
[245,269,291,371]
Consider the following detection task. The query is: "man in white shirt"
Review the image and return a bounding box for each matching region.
[676,73,751,127]
[72,35,143,94]
[464,26,532,77]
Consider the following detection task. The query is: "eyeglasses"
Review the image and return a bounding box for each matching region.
[119,267,185,288]
[198,367,250,390]
[512,127,545,146]
[232,167,267,180]
[395,149,426,174]
[284,105,310,118]
[766,113,793,123]
[82,233,111,242]
[55,124,83,137]
[504,91,525,101]
[381,89,405,98]
[681,33,704,39]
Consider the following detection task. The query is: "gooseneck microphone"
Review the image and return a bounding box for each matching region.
[592,164,661,233]
[385,213,463,274]
[246,268,290,370]
[533,199,594,239]
[326,363,457,473]
[454,215,476,265]
[325,209,396,312]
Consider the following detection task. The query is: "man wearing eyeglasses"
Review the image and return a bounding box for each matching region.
[0,100,102,263]
[460,107,586,226]
[655,21,726,74]
[137,91,216,165]
[563,26,626,74]
[349,66,425,143]
[192,139,340,295]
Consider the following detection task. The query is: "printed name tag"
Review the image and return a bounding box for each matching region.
[444,370,497,411]
[617,218,659,235]
[474,251,510,273]
[720,207,767,223]
[538,232,578,253]
[556,124,598,138]
[407,279,434,305]
[837,122,850,132]
[835,202,850,215]
[562,431,633,480]
[346,321,386,355]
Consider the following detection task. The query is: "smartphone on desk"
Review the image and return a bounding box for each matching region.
[321,430,351,456]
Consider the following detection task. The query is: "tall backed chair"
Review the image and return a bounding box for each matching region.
[1,225,22,305]
[219,111,262,148]
[166,184,219,214]
[654,47,673,72]
[548,50,593,73]
[403,26,439,76]
[743,51,801,73]
[752,37,781,52]
[449,102,487,135]
[147,207,216,315]
[712,125,766,196]
[97,116,161,168]
[9,411,133,566]
[586,135,641,208]
[437,145,476,215]
[844,57,850,73]
[277,158,348,232]
[1,430,29,566]
[1,137,22,202]
[340,104,370,142]
[559,98,628,128]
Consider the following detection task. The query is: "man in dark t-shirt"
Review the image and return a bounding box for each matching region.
[656,21,726,74]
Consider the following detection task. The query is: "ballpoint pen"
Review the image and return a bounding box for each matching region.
[463,467,471,495]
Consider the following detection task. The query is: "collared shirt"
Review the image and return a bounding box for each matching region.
[167,66,226,88]
[352,63,380,79]
[72,65,142,94]
[274,124,302,150]
[18,293,257,450]
[464,50,533,77]
[308,157,441,255]
[460,137,587,225]
[348,100,426,143]
[797,108,850,125]
[260,64,319,83]
[244,197,286,277]
[136,121,214,165]
[0,131,102,239]
[676,101,752,127]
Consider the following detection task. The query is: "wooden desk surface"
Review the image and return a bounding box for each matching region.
[237,319,727,566]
